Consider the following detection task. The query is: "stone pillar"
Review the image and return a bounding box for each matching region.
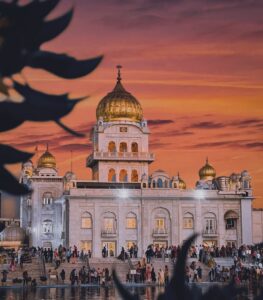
[93,203,101,257]
[195,199,203,245]
[240,198,253,245]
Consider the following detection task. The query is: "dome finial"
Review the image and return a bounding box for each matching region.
[46,143,49,151]
[206,157,208,164]
[116,65,122,82]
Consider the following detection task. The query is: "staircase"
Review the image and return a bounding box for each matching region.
[0,256,43,286]
[213,257,234,268]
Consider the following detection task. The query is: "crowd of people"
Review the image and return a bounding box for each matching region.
[0,241,262,287]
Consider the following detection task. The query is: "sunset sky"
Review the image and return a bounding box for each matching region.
[1,0,263,211]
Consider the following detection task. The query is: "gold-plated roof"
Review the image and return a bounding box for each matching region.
[199,158,216,180]
[38,146,56,169]
[96,66,143,122]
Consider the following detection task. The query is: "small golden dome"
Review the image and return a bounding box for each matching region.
[38,146,56,169]
[199,158,216,180]
[96,66,143,122]
[178,173,186,189]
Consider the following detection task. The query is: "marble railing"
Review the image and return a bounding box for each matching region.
[88,151,155,161]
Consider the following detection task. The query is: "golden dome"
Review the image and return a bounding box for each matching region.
[199,158,216,180]
[1,222,25,242]
[96,66,143,122]
[38,146,56,169]
[177,173,186,189]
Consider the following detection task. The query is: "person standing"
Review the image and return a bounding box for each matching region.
[60,269,65,284]
[164,265,169,285]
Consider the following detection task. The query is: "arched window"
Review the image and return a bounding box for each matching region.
[108,141,116,152]
[81,212,92,229]
[153,208,170,234]
[152,180,156,188]
[183,213,194,229]
[224,211,238,230]
[119,169,128,182]
[131,142,138,152]
[108,169,116,182]
[126,212,137,229]
[203,212,217,234]
[157,178,163,188]
[119,142,127,152]
[102,212,117,234]
[42,220,52,233]
[42,192,53,205]
[131,170,138,182]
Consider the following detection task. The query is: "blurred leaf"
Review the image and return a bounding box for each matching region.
[0,78,9,95]
[0,166,30,195]
[37,9,74,45]
[112,269,140,300]
[28,51,103,79]
[0,101,23,132]
[0,144,32,164]
[13,81,84,121]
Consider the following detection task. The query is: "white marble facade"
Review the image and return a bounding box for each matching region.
[20,70,256,256]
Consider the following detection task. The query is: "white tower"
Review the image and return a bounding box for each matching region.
[87,66,154,183]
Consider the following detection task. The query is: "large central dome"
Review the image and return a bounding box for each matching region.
[96,66,143,122]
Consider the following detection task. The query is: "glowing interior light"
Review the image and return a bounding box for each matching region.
[119,189,128,198]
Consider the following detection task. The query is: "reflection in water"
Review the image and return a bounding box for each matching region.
[0,286,259,300]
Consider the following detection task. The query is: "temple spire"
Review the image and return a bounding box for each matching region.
[46,143,49,151]
[116,65,122,82]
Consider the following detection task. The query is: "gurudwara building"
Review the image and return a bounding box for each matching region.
[19,68,255,257]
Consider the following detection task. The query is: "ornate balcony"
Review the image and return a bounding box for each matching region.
[152,228,168,237]
[101,228,117,238]
[87,151,155,167]
[202,229,218,237]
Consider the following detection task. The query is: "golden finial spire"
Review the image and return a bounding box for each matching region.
[116,65,122,82]
[46,143,49,152]
[206,157,209,164]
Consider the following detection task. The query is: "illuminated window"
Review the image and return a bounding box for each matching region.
[81,217,92,229]
[184,218,194,229]
[126,241,137,249]
[104,218,114,231]
[81,241,92,251]
[126,217,137,229]
[155,218,165,229]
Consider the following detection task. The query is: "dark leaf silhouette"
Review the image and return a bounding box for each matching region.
[0,101,23,132]
[0,144,32,164]
[112,269,140,300]
[0,0,101,195]
[55,120,85,137]
[13,81,85,121]
[0,166,30,195]
[28,51,103,79]
[37,9,74,46]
